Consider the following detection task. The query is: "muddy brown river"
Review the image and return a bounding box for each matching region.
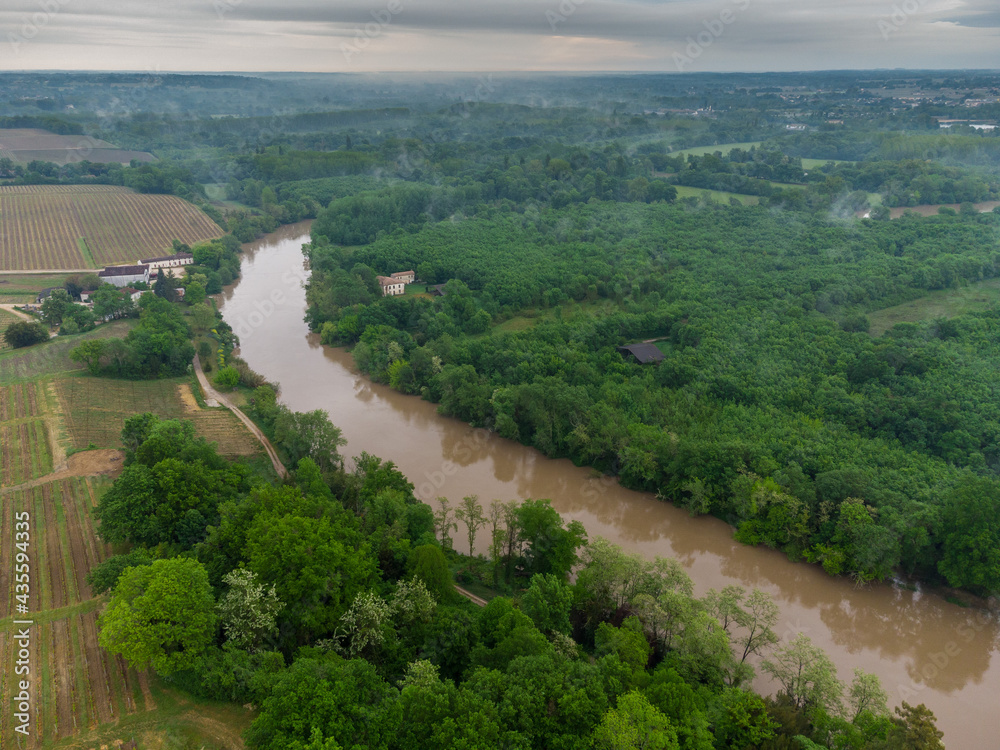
[220,222,998,748]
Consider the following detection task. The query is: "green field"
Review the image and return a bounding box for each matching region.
[0,321,136,385]
[868,278,1000,336]
[493,299,620,334]
[0,381,53,486]
[404,282,432,296]
[0,273,75,304]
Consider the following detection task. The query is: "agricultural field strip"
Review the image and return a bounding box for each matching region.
[0,422,52,487]
[1,477,147,744]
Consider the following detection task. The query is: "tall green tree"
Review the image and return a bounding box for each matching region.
[3,320,48,348]
[761,633,844,716]
[98,558,217,675]
[455,494,486,557]
[592,690,679,750]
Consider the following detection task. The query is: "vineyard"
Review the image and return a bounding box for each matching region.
[0,382,53,487]
[56,375,262,458]
[0,477,157,747]
[0,185,224,271]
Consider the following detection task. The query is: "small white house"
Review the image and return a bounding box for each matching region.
[391,270,415,284]
[377,276,406,297]
[98,264,150,288]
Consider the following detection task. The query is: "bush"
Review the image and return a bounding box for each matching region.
[3,320,49,348]
[841,313,871,333]
[213,366,240,390]
[231,356,267,388]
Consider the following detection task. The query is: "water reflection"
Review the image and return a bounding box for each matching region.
[220,225,1000,749]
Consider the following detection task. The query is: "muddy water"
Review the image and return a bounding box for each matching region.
[220,222,998,749]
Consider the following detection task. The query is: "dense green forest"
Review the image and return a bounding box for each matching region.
[304,176,1000,595]
[93,410,945,750]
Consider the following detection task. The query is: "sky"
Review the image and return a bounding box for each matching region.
[1,0,998,73]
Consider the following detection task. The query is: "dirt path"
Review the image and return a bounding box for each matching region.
[0,448,123,495]
[0,303,34,321]
[0,303,58,339]
[454,585,488,607]
[193,354,288,479]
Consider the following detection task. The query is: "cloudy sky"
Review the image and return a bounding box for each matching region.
[1,0,998,72]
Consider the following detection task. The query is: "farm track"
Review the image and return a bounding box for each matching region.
[0,497,11,617]
[194,354,288,478]
[52,619,76,738]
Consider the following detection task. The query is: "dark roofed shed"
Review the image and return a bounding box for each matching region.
[618,343,666,364]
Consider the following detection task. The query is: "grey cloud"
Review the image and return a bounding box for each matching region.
[0,0,995,72]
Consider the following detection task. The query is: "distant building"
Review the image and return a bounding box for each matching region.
[618,343,666,364]
[391,270,415,284]
[429,284,448,297]
[139,252,193,278]
[36,287,59,303]
[98,264,150,288]
[119,287,145,303]
[377,275,406,296]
